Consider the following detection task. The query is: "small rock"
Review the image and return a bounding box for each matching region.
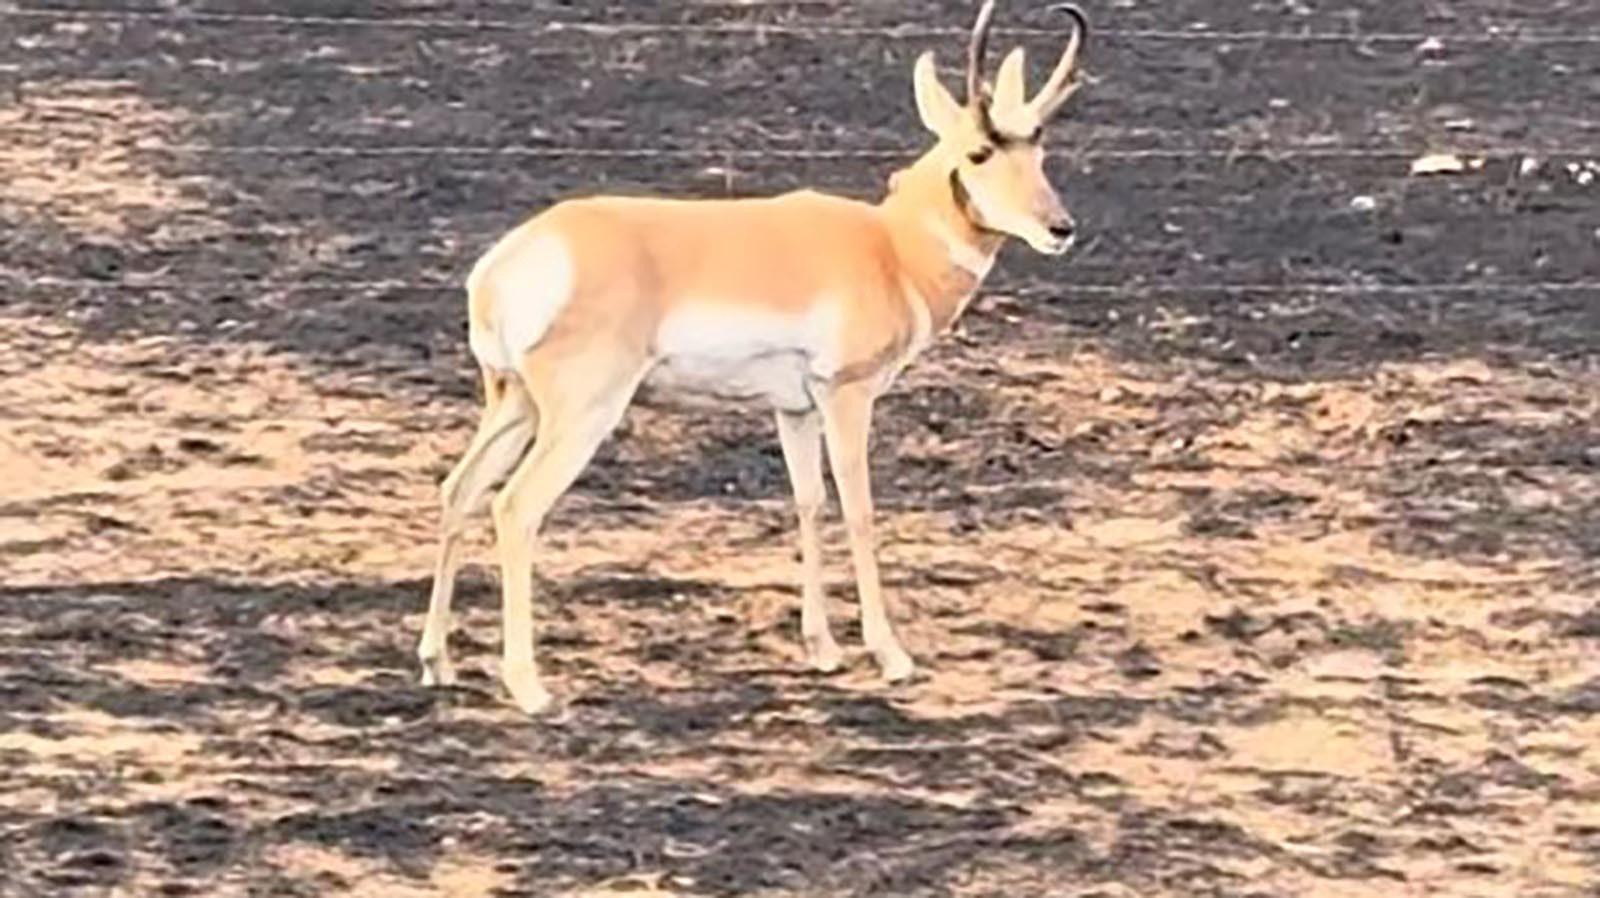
[1518,156,1542,177]
[1416,36,1445,53]
[1410,153,1472,175]
[1115,643,1163,680]
[1414,358,1494,386]
[177,437,223,455]
[68,242,125,281]
[1071,419,1106,439]
[1349,195,1377,212]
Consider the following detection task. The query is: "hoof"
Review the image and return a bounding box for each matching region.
[805,634,845,673]
[876,646,916,684]
[419,653,457,688]
[502,664,556,716]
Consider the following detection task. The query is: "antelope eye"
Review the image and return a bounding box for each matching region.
[967,146,994,164]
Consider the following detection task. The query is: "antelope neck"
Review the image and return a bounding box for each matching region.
[880,157,1003,333]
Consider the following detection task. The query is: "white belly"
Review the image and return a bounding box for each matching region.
[642,351,814,412]
[643,302,840,412]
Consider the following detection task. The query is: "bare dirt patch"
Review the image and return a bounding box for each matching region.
[3,3,1599,897]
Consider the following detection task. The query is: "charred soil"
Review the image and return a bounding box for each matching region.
[2,2,1599,896]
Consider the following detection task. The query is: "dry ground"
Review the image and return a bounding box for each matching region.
[2,2,1599,896]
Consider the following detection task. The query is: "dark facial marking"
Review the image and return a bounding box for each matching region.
[978,117,1042,152]
[980,115,1008,147]
[965,113,1043,167]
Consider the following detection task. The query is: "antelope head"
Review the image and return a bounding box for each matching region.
[912,1,1089,255]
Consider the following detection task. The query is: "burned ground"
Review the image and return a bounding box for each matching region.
[2,1,1599,896]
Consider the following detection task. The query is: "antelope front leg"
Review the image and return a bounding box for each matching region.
[775,409,843,672]
[818,382,915,683]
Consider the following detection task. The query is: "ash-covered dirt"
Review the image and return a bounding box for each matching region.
[2,2,1598,896]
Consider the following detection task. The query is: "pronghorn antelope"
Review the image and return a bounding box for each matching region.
[418,0,1089,714]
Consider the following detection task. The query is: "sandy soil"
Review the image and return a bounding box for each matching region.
[2,2,1598,896]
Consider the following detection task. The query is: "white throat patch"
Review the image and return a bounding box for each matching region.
[923,216,996,280]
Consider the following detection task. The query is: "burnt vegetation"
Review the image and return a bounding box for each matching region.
[2,1,1599,896]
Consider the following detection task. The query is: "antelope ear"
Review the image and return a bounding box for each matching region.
[992,47,1027,112]
[913,52,964,137]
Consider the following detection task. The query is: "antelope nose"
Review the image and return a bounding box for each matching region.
[1048,220,1076,240]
